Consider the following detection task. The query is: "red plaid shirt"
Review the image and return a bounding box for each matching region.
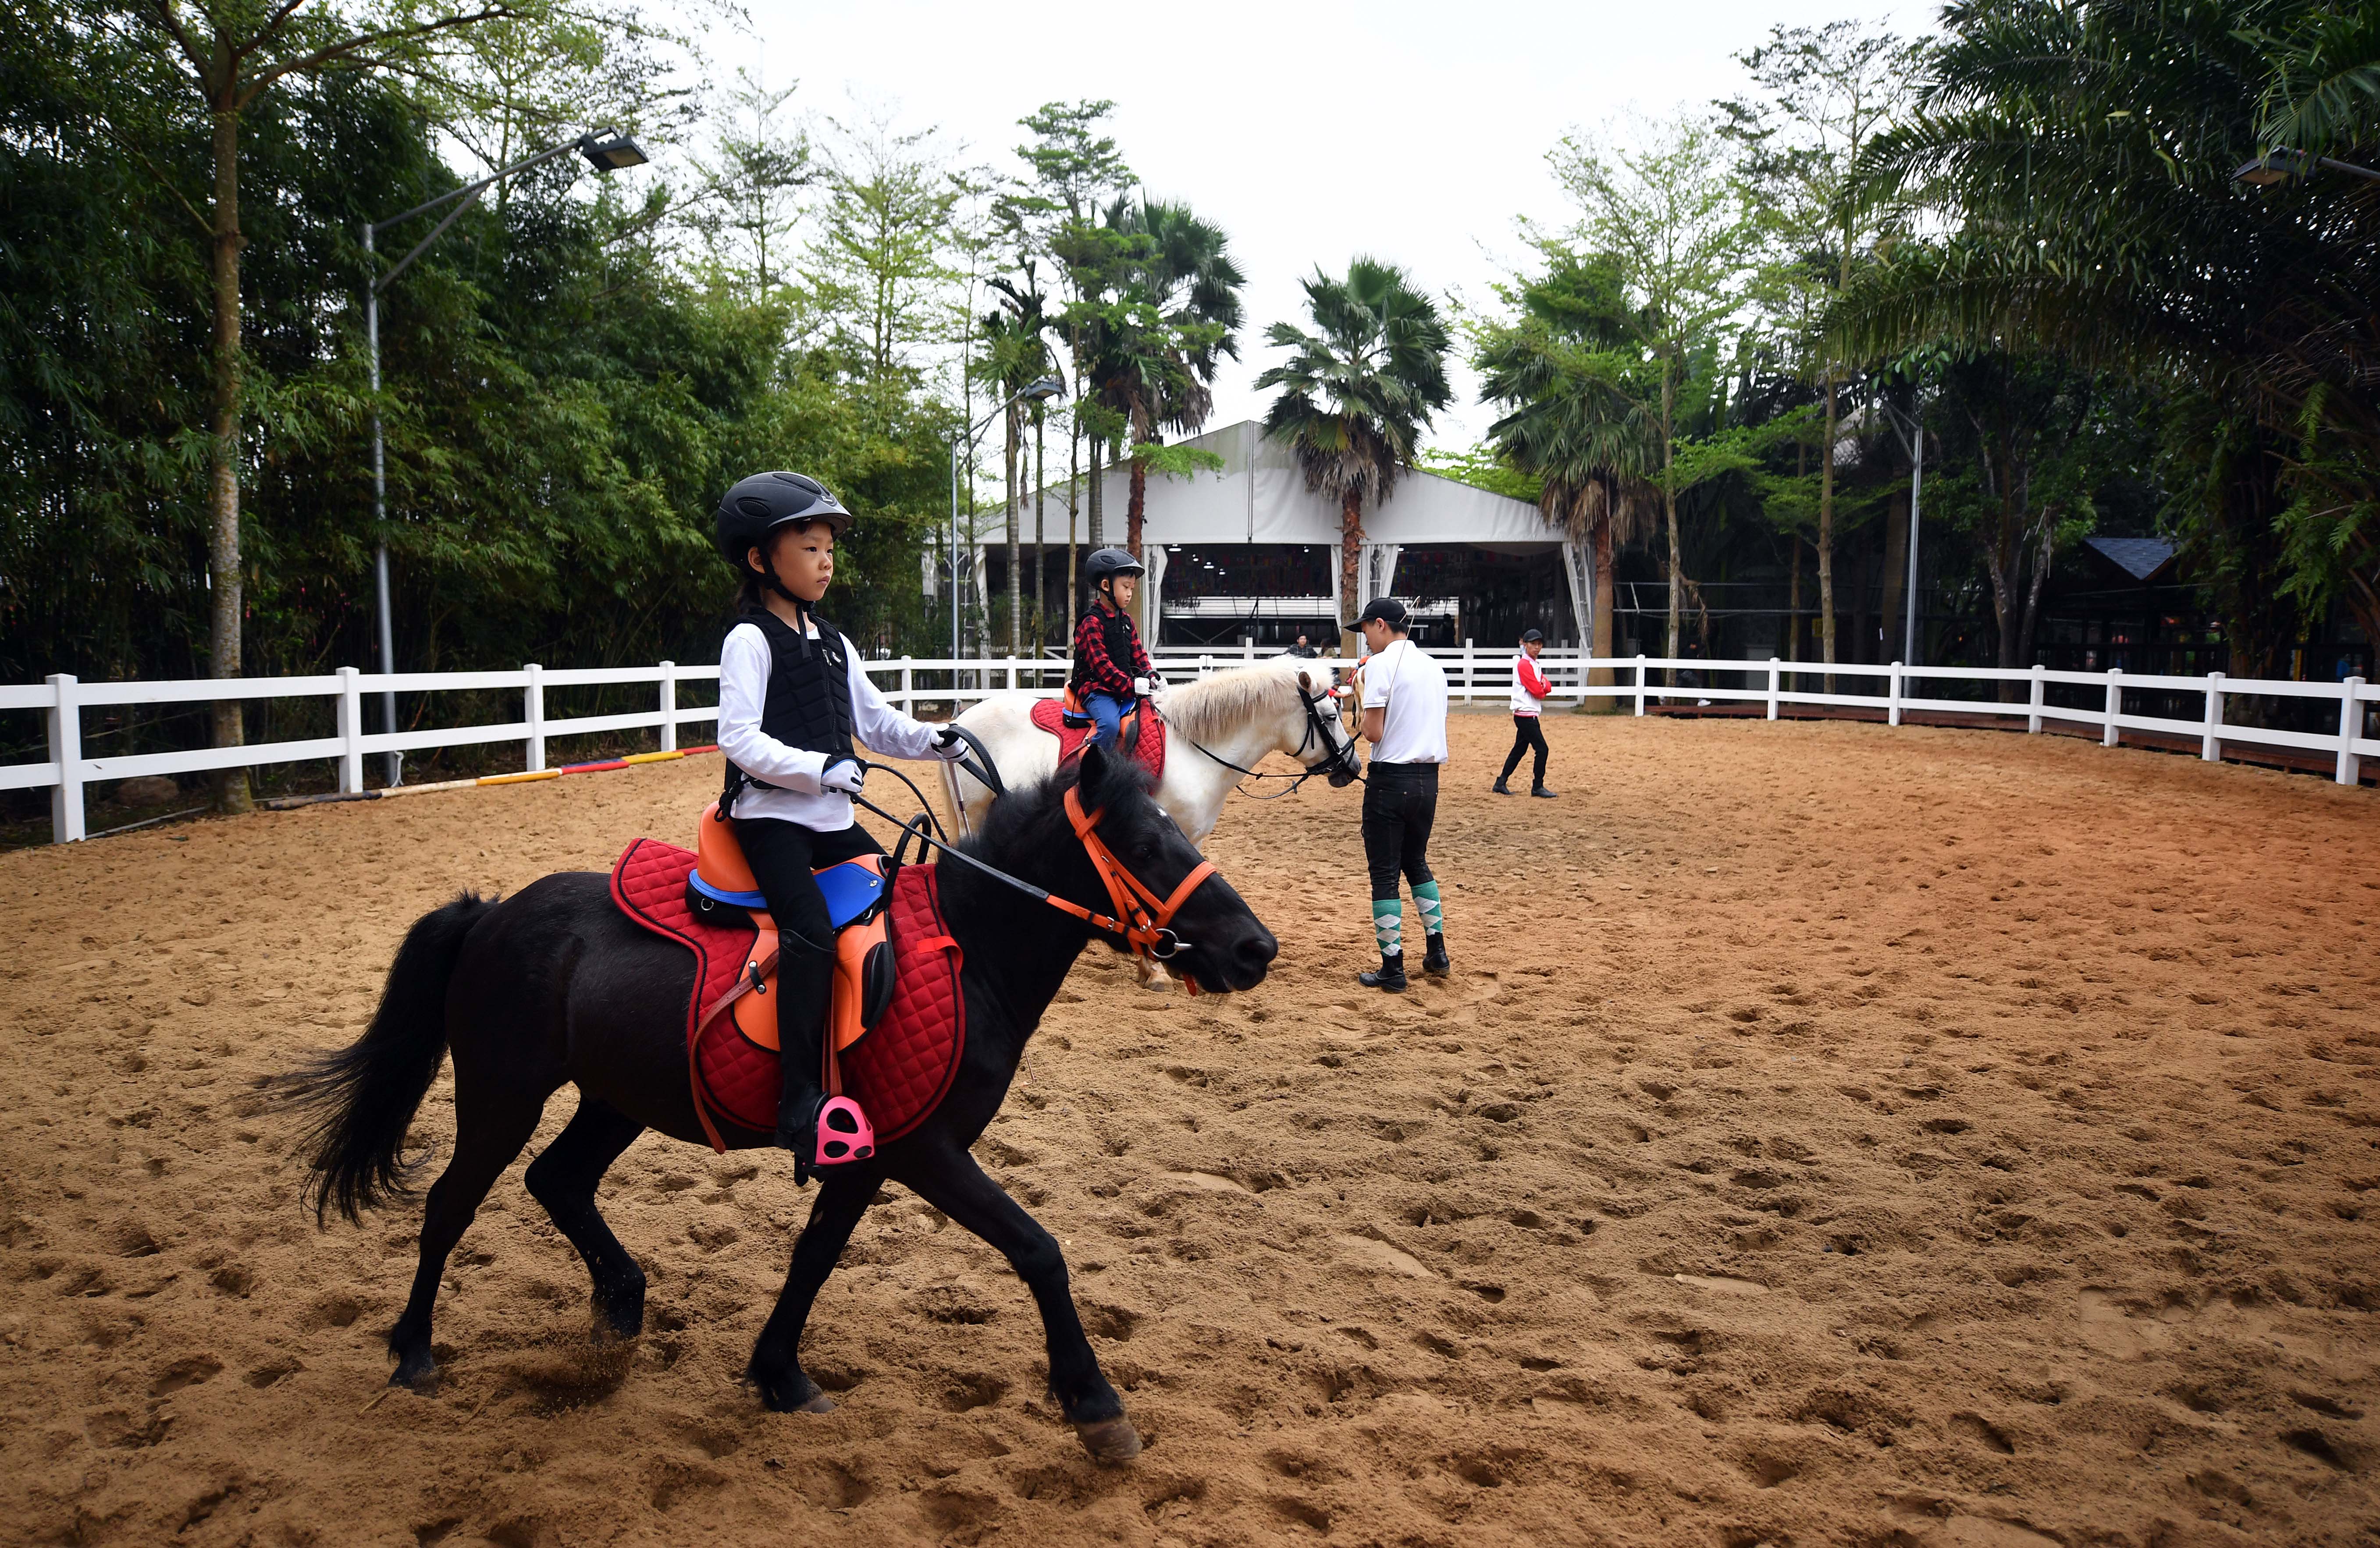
[1071,602,1153,696]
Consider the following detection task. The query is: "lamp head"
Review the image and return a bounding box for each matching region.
[2234,149,2307,186]
[1022,377,1064,403]
[580,130,649,173]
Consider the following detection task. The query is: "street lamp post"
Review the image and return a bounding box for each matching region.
[1879,397,1926,667]
[948,378,1064,667]
[363,128,646,785]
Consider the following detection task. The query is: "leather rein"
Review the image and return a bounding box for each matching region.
[854,782,1220,990]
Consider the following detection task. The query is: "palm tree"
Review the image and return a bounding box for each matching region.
[1087,197,1245,556]
[1475,250,1659,689]
[982,274,1059,654]
[1257,259,1452,645]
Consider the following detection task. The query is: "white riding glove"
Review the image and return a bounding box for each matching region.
[818,757,866,796]
[932,726,969,762]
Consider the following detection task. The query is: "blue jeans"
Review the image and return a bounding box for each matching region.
[1083,690,1131,751]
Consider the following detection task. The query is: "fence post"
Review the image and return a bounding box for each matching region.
[524,663,546,772]
[1766,657,1781,721]
[2028,664,2046,734]
[1005,654,1017,693]
[1888,661,1904,728]
[46,673,83,844]
[658,660,678,753]
[2340,677,2366,786]
[1244,639,1255,665]
[2102,667,2124,748]
[1199,653,1213,679]
[336,666,364,792]
[1464,638,1476,704]
[1634,655,1648,717]
[900,657,914,712]
[2201,671,2224,763]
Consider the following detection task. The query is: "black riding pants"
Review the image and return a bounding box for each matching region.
[1361,762,1439,902]
[732,815,885,1124]
[1499,714,1549,787]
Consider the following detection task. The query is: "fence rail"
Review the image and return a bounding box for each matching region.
[8,645,2372,843]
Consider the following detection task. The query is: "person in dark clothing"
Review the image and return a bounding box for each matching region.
[714,471,967,1179]
[1070,547,1158,752]
[1495,628,1558,797]
[1285,632,1319,659]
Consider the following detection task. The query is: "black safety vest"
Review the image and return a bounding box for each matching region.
[722,607,855,810]
[1070,603,1140,692]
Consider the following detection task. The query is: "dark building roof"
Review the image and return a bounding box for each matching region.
[2083,536,2177,582]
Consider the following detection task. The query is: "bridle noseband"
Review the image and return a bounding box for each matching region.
[1163,680,1363,799]
[1039,788,1217,981]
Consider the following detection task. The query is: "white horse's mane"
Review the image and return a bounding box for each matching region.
[1160,657,1330,743]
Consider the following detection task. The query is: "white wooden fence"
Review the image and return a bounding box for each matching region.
[8,645,2372,843]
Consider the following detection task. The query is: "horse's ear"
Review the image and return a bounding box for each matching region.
[1077,741,1112,804]
[1297,668,1315,692]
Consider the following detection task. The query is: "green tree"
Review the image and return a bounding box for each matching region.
[1833,0,2380,666]
[1721,20,1914,674]
[1018,101,1135,582]
[83,0,543,810]
[689,67,811,297]
[1473,249,1659,684]
[978,272,1059,653]
[1089,197,1244,561]
[1257,258,1451,648]
[801,111,958,391]
[1551,114,1754,669]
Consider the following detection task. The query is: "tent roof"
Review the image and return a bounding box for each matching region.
[1042,420,1561,548]
[2083,536,2177,582]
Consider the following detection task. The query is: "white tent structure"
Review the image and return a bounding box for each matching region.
[964,419,1590,650]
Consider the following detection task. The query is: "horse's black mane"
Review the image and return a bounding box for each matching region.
[953,753,1156,870]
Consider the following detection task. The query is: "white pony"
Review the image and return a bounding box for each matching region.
[936,657,1364,987]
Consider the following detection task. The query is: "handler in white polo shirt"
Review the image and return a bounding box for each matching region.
[1351,596,1451,993]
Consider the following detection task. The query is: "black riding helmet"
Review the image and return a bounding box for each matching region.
[715,471,853,572]
[1084,547,1145,586]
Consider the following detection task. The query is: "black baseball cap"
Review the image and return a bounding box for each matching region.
[1356,596,1409,628]
[1521,628,1544,642]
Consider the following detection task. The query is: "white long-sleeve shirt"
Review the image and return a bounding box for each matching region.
[716,620,943,827]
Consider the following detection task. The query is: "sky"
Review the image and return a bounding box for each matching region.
[728,0,1929,451]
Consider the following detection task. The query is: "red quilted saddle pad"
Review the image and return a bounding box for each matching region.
[1029,696,1165,781]
[609,838,965,1150]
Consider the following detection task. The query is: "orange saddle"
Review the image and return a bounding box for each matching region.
[685,802,893,1055]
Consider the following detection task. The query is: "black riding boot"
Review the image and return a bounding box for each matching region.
[1422,933,1451,976]
[772,935,836,1182]
[1358,951,1408,993]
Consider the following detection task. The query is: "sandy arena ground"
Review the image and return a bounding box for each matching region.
[2,710,2376,1547]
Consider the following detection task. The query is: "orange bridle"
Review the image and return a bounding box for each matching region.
[1039,787,1218,988]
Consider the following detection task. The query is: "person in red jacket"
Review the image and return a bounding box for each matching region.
[1494,628,1557,797]
[1070,547,1158,752]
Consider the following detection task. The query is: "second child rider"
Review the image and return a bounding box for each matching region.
[714,471,968,1181]
[1070,547,1164,753]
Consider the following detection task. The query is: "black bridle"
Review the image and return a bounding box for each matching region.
[1162,679,1364,800]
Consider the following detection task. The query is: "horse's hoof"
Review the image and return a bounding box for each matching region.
[798,1392,836,1415]
[1138,973,1175,995]
[1074,1417,1142,1465]
[389,1360,438,1393]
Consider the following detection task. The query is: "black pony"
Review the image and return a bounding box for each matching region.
[285,745,1277,1462]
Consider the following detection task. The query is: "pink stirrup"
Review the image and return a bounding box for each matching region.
[815,1095,875,1165]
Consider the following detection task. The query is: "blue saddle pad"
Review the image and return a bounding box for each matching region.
[687,856,886,930]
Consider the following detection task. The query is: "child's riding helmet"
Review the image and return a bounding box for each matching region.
[715,472,853,571]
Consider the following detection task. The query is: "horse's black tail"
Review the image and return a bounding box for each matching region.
[282,891,492,1225]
